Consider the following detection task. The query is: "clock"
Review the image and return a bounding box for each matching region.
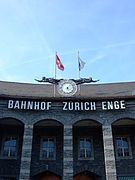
[57,80,77,96]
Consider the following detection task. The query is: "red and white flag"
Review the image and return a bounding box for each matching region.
[56,54,64,71]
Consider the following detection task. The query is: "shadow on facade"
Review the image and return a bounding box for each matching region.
[0,117,24,179]
[30,119,63,179]
[73,119,105,180]
[112,118,135,178]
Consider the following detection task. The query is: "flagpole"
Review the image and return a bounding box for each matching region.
[78,51,81,95]
[55,52,57,79]
[54,52,57,97]
[78,51,80,78]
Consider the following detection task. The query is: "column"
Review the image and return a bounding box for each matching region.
[102,125,117,180]
[63,125,73,180]
[19,124,33,180]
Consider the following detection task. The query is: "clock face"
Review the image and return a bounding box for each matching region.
[57,80,77,96]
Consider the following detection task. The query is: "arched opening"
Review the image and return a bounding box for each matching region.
[73,120,105,179]
[112,118,135,177]
[0,117,24,126]
[112,118,135,126]
[31,119,63,178]
[33,171,61,180]
[73,171,100,180]
[0,118,24,179]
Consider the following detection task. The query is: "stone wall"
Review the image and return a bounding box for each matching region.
[0,98,135,179]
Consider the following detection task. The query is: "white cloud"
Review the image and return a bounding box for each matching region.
[90,54,106,64]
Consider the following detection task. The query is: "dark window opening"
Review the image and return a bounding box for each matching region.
[79,137,93,159]
[40,138,55,160]
[115,137,131,158]
[1,136,17,158]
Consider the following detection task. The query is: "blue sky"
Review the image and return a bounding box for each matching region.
[0,0,135,84]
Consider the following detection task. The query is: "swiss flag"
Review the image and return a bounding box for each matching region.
[56,54,64,71]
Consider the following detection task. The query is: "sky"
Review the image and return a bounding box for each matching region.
[0,0,135,84]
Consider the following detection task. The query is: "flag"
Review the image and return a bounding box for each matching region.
[78,56,85,71]
[56,54,64,71]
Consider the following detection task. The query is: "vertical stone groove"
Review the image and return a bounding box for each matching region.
[102,125,117,180]
[63,125,73,180]
[19,124,33,180]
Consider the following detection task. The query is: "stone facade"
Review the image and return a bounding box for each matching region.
[0,81,135,180]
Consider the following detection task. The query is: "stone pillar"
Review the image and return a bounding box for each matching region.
[19,124,33,180]
[102,125,117,180]
[63,125,73,180]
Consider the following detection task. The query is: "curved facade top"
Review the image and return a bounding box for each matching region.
[0,80,135,180]
[0,80,135,99]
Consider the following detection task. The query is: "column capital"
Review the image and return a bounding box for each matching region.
[24,124,33,129]
[64,125,72,129]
